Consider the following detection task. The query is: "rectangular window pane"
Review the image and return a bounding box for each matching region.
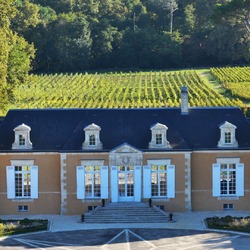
[225,132,231,143]
[156,134,162,145]
[160,173,167,196]
[151,173,158,196]
[14,166,31,198]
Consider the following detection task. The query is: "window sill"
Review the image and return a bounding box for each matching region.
[217,196,239,200]
[12,198,34,202]
[151,198,170,202]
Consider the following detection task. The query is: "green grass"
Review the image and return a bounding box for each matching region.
[0,218,48,236]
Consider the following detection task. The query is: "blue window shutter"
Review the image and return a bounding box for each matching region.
[111,166,118,202]
[6,166,15,199]
[76,166,85,199]
[101,166,109,199]
[134,166,141,202]
[143,166,151,198]
[31,166,38,199]
[212,163,221,197]
[236,163,244,196]
[167,165,175,198]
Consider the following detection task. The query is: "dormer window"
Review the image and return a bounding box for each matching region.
[218,121,238,148]
[82,123,103,150]
[149,123,170,149]
[12,124,33,150]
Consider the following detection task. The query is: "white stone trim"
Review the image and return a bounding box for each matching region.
[184,153,192,211]
[216,158,240,164]
[147,159,171,165]
[10,160,34,166]
[80,160,104,166]
[60,153,67,215]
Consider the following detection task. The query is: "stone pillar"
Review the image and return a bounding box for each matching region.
[60,153,67,215]
[184,153,192,211]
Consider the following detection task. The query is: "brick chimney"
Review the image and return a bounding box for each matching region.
[181,86,188,115]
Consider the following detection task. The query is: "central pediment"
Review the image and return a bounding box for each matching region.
[109,143,142,166]
[111,143,142,154]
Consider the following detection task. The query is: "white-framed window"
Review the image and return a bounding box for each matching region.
[82,123,103,150]
[212,158,244,197]
[143,160,175,199]
[218,121,238,148]
[151,164,167,197]
[76,160,108,199]
[6,161,38,199]
[220,163,236,195]
[12,124,33,150]
[15,166,31,198]
[149,123,170,149]
[85,166,101,198]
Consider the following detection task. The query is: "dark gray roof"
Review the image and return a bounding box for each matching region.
[0,107,250,152]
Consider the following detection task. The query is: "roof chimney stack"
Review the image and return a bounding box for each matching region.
[181,86,188,115]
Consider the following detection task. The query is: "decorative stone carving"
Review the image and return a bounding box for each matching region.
[109,143,143,166]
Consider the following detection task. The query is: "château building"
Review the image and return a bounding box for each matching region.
[0,87,250,215]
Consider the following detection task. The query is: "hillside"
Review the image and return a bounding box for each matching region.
[5,67,248,116]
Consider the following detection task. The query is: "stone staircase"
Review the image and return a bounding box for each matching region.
[83,202,169,223]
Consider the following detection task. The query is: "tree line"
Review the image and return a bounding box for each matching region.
[0,0,250,109]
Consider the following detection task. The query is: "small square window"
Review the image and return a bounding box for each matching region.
[223,204,233,210]
[19,135,25,146]
[156,134,162,145]
[18,205,28,212]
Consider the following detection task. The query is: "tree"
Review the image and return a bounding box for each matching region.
[0,0,16,110]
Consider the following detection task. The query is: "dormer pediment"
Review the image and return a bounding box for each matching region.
[84,123,101,131]
[150,122,168,130]
[219,121,237,130]
[14,123,31,132]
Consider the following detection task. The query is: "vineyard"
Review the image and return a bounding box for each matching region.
[10,70,243,111]
[210,67,250,101]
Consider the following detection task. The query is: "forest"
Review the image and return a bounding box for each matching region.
[0,0,250,111]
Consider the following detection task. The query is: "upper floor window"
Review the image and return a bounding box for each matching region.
[149,123,170,149]
[82,123,103,150]
[12,124,33,150]
[218,121,238,148]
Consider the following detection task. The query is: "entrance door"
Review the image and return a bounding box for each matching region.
[118,166,134,201]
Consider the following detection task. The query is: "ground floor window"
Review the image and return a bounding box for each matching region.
[220,164,236,195]
[212,161,244,197]
[85,166,101,198]
[151,164,167,197]
[15,166,31,198]
[6,164,38,199]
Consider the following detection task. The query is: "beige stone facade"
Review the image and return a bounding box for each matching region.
[1,148,250,215]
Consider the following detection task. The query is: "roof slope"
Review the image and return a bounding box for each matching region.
[0,107,249,152]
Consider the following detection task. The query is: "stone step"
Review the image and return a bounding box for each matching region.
[83,202,169,224]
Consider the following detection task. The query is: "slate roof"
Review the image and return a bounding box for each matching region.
[0,107,250,152]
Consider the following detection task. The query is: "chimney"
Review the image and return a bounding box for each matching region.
[181,86,188,115]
